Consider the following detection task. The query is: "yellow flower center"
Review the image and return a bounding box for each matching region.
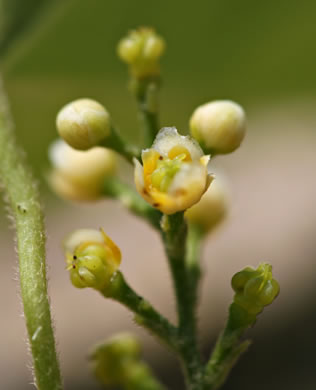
[151,153,186,192]
[144,146,192,193]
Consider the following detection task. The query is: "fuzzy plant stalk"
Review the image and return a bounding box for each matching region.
[49,27,280,390]
[0,76,63,390]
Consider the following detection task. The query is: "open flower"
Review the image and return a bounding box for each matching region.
[134,127,212,214]
[64,228,121,290]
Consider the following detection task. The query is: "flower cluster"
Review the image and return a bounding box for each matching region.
[47,27,279,390]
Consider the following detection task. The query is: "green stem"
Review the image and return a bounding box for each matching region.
[137,97,159,147]
[204,305,251,389]
[101,272,178,350]
[102,125,141,163]
[161,213,188,326]
[186,224,204,313]
[103,177,162,230]
[131,78,160,147]
[161,213,203,389]
[0,77,62,389]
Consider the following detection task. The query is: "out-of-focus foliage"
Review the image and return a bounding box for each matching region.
[1,0,316,182]
[0,0,55,58]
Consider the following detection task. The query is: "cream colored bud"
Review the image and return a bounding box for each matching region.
[48,139,116,201]
[190,100,246,155]
[185,177,228,233]
[56,98,111,150]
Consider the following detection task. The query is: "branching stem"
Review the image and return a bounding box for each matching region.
[102,272,178,350]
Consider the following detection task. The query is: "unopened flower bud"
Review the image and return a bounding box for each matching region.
[56,98,111,150]
[48,139,116,201]
[90,333,141,386]
[134,127,212,215]
[232,263,279,317]
[190,100,246,155]
[90,333,160,389]
[64,228,121,290]
[118,27,165,79]
[185,177,228,233]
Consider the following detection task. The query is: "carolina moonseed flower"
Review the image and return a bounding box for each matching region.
[64,228,121,290]
[134,127,212,215]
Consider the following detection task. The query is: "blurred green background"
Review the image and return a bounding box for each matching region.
[2,0,316,178]
[1,0,316,389]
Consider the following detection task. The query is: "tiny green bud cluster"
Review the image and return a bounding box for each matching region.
[231,263,279,320]
[118,27,165,79]
[190,100,246,155]
[56,98,111,150]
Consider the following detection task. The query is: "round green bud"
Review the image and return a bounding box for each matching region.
[231,267,259,293]
[90,333,141,386]
[117,27,165,78]
[56,98,111,150]
[256,279,280,306]
[190,100,246,155]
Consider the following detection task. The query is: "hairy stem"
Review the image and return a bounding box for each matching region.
[102,271,178,350]
[0,77,62,389]
[204,305,252,389]
[161,213,204,389]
